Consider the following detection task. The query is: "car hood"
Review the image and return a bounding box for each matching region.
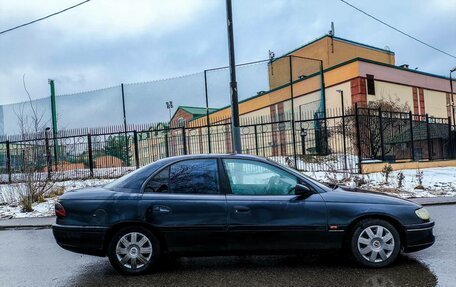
[320,186,421,207]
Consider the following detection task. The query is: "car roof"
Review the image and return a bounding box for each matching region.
[164,153,269,162]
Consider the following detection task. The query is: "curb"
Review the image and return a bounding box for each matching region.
[415,201,456,207]
[0,216,55,231]
[409,198,456,206]
[0,224,53,231]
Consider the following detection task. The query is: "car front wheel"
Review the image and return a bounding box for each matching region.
[350,219,401,267]
[108,226,160,275]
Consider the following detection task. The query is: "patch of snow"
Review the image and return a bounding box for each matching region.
[269,154,359,173]
[303,167,456,199]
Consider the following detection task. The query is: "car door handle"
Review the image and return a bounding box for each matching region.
[234,206,250,213]
[152,205,172,214]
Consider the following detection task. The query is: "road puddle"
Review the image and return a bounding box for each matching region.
[67,254,437,287]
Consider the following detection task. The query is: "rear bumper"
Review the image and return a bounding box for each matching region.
[52,224,108,256]
[403,221,435,253]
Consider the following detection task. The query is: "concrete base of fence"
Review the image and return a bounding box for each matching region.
[361,159,456,173]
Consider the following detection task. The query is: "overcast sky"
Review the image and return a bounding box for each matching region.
[0,0,455,132]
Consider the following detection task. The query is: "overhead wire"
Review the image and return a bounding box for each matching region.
[340,0,456,60]
[0,0,91,35]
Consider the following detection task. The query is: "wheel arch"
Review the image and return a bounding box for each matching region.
[102,221,168,255]
[344,213,407,248]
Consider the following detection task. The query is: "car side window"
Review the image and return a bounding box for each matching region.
[144,167,170,193]
[144,159,219,194]
[223,159,297,195]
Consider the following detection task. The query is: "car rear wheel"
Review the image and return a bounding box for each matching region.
[350,219,401,267]
[108,226,160,275]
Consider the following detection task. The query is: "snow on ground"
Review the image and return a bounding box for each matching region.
[269,154,359,172]
[0,165,455,219]
[303,167,456,198]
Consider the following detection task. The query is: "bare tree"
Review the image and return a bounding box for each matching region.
[13,75,55,212]
[335,98,410,160]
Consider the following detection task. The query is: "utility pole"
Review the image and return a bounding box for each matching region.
[121,83,129,166]
[48,79,58,164]
[204,70,212,153]
[225,0,242,154]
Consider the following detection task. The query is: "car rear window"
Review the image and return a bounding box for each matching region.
[104,159,167,192]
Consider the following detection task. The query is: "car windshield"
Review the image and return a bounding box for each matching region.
[104,159,167,192]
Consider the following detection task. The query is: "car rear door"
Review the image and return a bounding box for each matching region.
[140,158,227,254]
[222,158,328,252]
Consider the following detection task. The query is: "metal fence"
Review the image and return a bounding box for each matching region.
[1,56,324,136]
[0,106,454,183]
[356,107,454,165]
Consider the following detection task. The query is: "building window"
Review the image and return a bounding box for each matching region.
[366,74,375,95]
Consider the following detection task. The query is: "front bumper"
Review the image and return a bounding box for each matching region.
[52,224,109,256]
[403,221,435,253]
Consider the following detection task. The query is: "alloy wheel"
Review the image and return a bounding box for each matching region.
[115,232,153,270]
[357,225,395,263]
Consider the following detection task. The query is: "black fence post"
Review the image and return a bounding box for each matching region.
[182,127,187,155]
[378,108,385,161]
[254,125,259,155]
[341,108,348,171]
[133,130,140,169]
[290,118,297,168]
[164,132,169,158]
[354,103,362,174]
[87,134,94,178]
[44,129,52,178]
[426,114,432,160]
[448,117,453,159]
[5,140,12,183]
[300,128,306,155]
[409,111,415,161]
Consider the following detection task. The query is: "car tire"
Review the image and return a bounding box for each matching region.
[349,219,401,268]
[108,226,160,275]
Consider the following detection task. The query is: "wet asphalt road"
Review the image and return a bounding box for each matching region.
[0,205,453,287]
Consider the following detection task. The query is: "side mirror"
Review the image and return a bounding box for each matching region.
[295,184,313,196]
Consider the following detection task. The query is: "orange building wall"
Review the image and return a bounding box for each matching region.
[190,59,453,128]
[269,36,394,90]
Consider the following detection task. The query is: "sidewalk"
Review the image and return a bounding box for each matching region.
[410,197,456,206]
[0,197,455,230]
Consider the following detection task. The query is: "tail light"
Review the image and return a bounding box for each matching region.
[55,202,66,217]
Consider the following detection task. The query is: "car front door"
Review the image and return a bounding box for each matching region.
[222,158,327,252]
[140,158,227,254]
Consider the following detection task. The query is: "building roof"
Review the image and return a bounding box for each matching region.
[178,106,219,116]
[279,34,395,60]
[170,106,219,123]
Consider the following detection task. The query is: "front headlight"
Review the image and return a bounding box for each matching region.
[415,208,430,221]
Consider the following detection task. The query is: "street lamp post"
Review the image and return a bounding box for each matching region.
[225,0,242,154]
[166,101,173,123]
